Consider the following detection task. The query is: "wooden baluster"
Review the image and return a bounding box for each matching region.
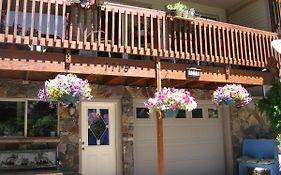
[222,27,227,63]
[174,18,178,57]
[262,35,268,66]
[83,8,88,49]
[76,6,81,48]
[184,20,188,59]
[209,24,214,62]
[125,10,128,52]
[105,8,109,51]
[5,0,11,39]
[251,32,256,66]
[30,0,36,44]
[194,21,198,60]
[21,0,27,42]
[162,15,166,57]
[138,12,141,53]
[249,32,257,66]
[69,6,74,48]
[0,0,3,32]
[168,18,172,57]
[98,8,102,50]
[90,8,95,50]
[213,25,218,62]
[179,19,183,58]
[111,9,115,51]
[150,14,154,55]
[54,0,59,45]
[198,22,203,61]
[247,31,252,66]
[226,28,231,64]
[231,29,236,64]
[258,34,264,67]
[255,33,261,67]
[218,27,222,62]
[38,0,43,43]
[235,30,239,65]
[13,0,20,41]
[239,30,244,65]
[243,31,249,65]
[189,21,194,60]
[118,9,122,51]
[157,15,161,56]
[61,1,66,46]
[130,11,134,52]
[46,0,51,44]
[203,23,208,61]
[143,13,147,54]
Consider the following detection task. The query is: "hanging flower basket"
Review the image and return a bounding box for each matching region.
[66,0,104,8]
[144,87,197,118]
[38,74,93,106]
[211,84,252,108]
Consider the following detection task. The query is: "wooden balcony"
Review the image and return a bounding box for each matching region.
[0,0,279,87]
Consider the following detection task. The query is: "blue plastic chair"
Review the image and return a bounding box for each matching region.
[238,139,279,175]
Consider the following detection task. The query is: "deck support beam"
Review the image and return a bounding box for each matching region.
[155,56,164,175]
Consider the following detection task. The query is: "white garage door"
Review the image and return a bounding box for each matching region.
[134,100,225,175]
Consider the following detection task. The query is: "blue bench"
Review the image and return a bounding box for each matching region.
[238,139,279,175]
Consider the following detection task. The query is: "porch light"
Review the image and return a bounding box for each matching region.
[186,67,201,78]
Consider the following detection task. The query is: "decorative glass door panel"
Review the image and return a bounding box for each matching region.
[88,108,109,145]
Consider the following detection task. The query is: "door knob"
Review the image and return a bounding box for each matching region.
[82,147,85,150]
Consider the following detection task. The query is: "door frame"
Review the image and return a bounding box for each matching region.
[79,99,122,175]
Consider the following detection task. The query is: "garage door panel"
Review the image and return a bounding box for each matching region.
[134,101,225,175]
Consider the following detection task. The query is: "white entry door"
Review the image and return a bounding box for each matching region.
[80,102,116,175]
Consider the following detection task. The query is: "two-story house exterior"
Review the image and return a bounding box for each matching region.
[0,0,280,174]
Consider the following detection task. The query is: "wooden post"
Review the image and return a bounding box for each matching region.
[155,56,164,175]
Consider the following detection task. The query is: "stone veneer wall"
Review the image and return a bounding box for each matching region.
[0,79,275,174]
[230,99,274,174]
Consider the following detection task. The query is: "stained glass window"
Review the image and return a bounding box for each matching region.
[88,109,109,145]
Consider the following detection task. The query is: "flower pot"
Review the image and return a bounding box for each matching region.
[60,94,76,105]
[176,10,182,17]
[161,109,179,118]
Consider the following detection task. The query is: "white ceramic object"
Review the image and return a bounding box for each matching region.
[271,39,281,54]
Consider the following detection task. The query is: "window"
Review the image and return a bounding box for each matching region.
[175,110,186,118]
[192,108,203,118]
[0,99,58,138]
[0,101,25,137]
[208,108,218,118]
[136,108,149,119]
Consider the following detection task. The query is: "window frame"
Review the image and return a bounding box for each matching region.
[0,98,59,138]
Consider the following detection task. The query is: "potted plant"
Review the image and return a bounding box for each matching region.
[66,0,103,8]
[144,87,197,118]
[212,84,252,108]
[38,74,93,106]
[166,2,188,17]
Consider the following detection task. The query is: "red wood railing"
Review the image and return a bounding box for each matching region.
[0,0,279,69]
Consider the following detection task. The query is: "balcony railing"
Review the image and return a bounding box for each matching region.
[0,0,279,70]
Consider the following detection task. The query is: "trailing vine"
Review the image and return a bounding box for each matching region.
[258,80,281,136]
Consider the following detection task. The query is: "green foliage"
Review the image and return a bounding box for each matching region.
[258,80,281,136]
[166,2,188,13]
